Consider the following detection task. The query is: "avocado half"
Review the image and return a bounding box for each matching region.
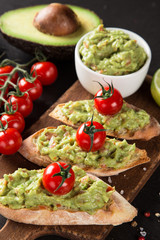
[0,5,102,60]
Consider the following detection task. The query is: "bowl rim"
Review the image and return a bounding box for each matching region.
[75,26,152,78]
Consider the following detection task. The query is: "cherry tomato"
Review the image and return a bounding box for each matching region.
[42,162,75,195]
[94,85,123,115]
[0,128,22,155]
[0,65,18,88]
[30,61,58,86]
[0,66,18,104]
[0,111,25,133]
[7,93,33,118]
[18,77,43,101]
[76,121,106,152]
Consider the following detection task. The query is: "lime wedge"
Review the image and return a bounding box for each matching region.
[151,69,160,106]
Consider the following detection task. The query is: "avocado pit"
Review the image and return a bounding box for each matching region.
[33,3,80,36]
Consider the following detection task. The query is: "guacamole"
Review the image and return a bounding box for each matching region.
[34,125,136,169]
[61,100,150,135]
[0,167,113,214]
[79,24,147,75]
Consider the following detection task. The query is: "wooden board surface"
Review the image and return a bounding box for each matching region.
[0,76,160,240]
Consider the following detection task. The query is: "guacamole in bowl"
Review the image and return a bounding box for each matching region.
[79,24,147,76]
[75,24,151,97]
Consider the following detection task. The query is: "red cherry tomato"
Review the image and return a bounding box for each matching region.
[0,65,18,88]
[7,93,33,118]
[94,86,123,115]
[0,128,22,155]
[42,162,75,195]
[0,66,18,105]
[76,121,106,152]
[0,111,25,133]
[18,77,43,101]
[30,61,58,86]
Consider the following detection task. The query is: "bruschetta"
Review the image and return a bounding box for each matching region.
[49,100,160,140]
[0,166,137,225]
[18,125,150,176]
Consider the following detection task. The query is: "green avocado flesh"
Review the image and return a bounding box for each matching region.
[0,5,101,46]
[0,167,113,214]
[79,25,147,75]
[35,125,137,169]
[61,100,150,135]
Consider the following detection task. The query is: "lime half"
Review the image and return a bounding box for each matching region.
[151,69,160,106]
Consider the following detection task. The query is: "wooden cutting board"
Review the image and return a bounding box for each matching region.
[0,75,160,240]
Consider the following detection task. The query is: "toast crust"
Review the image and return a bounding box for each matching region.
[49,102,160,140]
[19,127,150,176]
[0,176,137,225]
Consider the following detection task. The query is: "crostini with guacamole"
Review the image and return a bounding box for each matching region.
[0,163,137,225]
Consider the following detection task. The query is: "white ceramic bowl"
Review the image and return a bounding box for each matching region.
[75,27,151,98]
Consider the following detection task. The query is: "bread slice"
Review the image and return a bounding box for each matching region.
[0,174,137,225]
[49,101,160,140]
[18,126,150,176]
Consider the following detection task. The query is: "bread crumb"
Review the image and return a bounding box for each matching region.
[120,190,124,195]
[140,231,147,237]
[155,213,160,217]
[139,227,147,237]
[108,177,112,184]
[131,221,138,227]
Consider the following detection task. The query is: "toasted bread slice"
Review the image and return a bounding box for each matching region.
[18,126,150,176]
[49,101,160,140]
[0,174,137,225]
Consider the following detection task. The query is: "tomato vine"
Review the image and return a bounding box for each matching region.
[0,50,58,155]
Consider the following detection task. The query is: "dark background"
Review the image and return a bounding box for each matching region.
[0,0,160,240]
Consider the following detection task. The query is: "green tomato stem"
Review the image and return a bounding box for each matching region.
[83,115,106,152]
[52,163,72,192]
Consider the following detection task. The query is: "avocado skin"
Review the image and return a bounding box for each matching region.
[1,31,75,60]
